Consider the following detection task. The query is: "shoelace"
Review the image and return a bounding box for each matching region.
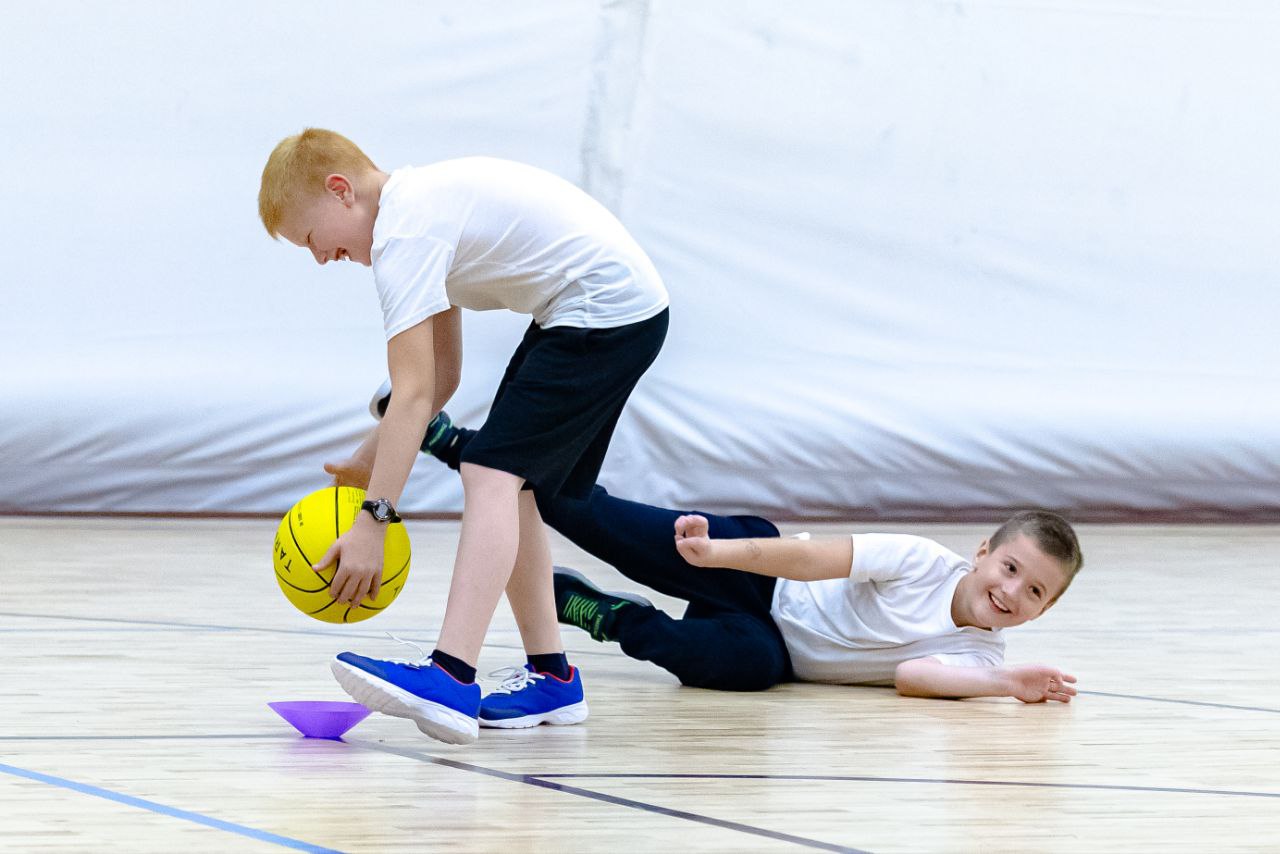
[486,665,545,695]
[384,631,432,667]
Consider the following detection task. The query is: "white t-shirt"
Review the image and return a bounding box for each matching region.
[370,158,669,339]
[770,534,1005,685]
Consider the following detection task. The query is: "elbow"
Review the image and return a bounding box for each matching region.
[386,381,436,416]
[893,660,932,698]
[893,662,917,696]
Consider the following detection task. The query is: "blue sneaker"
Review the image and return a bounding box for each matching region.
[331,651,481,744]
[479,665,589,729]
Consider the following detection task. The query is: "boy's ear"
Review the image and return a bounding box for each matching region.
[973,537,991,561]
[324,173,354,204]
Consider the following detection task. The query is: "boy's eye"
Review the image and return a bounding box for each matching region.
[1031,586,1042,599]
[1005,562,1016,574]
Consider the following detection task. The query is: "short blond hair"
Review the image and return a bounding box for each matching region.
[258,128,379,238]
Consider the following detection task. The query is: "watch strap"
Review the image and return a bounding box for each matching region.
[360,498,402,524]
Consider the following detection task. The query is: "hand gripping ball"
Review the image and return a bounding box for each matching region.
[272,486,411,623]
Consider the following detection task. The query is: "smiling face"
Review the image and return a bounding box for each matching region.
[953,533,1070,630]
[276,173,382,267]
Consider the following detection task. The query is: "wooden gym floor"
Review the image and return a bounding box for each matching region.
[1,517,1277,853]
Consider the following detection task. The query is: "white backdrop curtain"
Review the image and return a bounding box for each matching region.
[3,1,1278,520]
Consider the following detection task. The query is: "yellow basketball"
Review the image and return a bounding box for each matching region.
[272,486,411,623]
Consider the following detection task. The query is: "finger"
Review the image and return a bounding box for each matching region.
[313,542,340,572]
[369,571,382,602]
[327,568,346,600]
[335,574,361,605]
[351,577,371,607]
[1061,673,1077,684]
[674,516,691,536]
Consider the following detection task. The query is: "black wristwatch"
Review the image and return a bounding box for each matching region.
[361,498,402,524]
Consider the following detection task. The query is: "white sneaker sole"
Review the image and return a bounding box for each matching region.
[479,700,590,729]
[330,659,479,745]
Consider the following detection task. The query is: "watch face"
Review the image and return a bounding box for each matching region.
[364,499,395,522]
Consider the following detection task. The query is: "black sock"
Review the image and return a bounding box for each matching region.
[430,649,476,684]
[435,428,474,471]
[421,422,474,471]
[527,652,571,680]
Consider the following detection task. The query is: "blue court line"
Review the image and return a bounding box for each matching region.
[533,772,1280,800]
[348,740,868,853]
[0,761,344,853]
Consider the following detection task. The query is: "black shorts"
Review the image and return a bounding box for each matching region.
[459,308,668,499]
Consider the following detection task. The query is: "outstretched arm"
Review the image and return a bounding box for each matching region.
[894,657,1078,703]
[674,514,852,581]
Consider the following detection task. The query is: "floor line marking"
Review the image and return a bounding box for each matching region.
[0,611,620,658]
[348,740,868,853]
[532,772,1280,800]
[0,761,344,853]
[1078,690,1280,714]
[0,733,290,742]
[4,612,1277,711]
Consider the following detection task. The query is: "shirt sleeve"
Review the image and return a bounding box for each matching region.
[924,649,1005,668]
[372,235,454,340]
[850,533,953,584]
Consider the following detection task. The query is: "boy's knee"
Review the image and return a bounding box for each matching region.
[672,640,789,692]
[532,487,594,531]
[676,663,783,692]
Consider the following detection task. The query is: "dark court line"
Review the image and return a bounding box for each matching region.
[6,612,1278,711]
[533,772,1280,800]
[348,740,868,854]
[1078,690,1280,714]
[0,611,619,658]
[0,761,343,853]
[0,610,346,638]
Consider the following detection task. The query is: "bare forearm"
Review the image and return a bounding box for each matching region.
[364,391,434,505]
[897,659,1077,704]
[895,660,1012,699]
[702,537,852,582]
